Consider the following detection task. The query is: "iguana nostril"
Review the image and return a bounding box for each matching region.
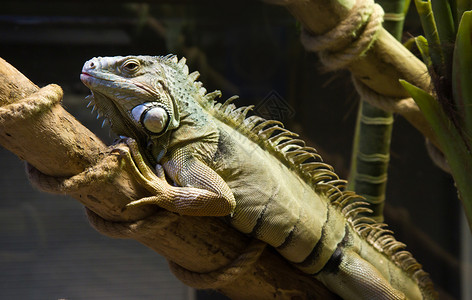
[88,59,98,69]
[84,59,98,70]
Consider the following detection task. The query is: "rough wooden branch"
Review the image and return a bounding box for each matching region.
[0,57,338,299]
[264,0,436,145]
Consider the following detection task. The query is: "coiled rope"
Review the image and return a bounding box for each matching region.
[300,0,384,71]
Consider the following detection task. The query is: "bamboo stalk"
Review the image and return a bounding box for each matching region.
[348,0,405,221]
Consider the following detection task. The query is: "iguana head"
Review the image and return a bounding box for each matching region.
[81,54,220,162]
[81,55,190,161]
[81,55,181,134]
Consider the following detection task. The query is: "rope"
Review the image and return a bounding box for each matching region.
[298,0,416,117]
[85,207,179,238]
[0,84,62,124]
[351,75,414,113]
[26,151,118,194]
[300,0,384,71]
[168,239,266,289]
[87,206,266,289]
[425,139,451,174]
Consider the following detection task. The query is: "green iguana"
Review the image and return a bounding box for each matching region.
[80,55,436,300]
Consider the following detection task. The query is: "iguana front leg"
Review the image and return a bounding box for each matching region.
[115,138,236,216]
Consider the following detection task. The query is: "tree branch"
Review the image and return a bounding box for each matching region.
[0,57,338,299]
[264,0,436,146]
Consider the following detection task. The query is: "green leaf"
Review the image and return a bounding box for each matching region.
[453,11,472,140]
[400,79,472,230]
[431,0,456,45]
[400,80,453,145]
[415,35,432,68]
[414,0,444,75]
[431,0,455,77]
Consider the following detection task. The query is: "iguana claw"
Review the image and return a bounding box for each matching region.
[111,138,170,209]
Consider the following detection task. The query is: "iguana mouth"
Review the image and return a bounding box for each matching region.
[80,71,121,86]
[80,72,94,86]
[80,72,119,91]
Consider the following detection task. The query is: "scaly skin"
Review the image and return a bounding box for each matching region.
[81,55,436,300]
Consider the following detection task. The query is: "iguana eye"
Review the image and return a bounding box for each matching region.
[122,59,140,73]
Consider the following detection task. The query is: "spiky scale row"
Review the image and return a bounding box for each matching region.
[267,129,296,145]
[204,90,222,102]
[86,95,94,108]
[85,94,111,129]
[188,71,200,82]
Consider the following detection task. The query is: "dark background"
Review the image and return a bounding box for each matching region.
[0,1,464,299]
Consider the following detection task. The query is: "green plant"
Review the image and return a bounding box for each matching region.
[402,0,472,229]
